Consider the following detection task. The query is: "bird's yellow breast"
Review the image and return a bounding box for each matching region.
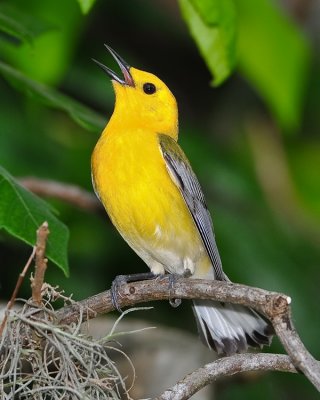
[91,126,200,256]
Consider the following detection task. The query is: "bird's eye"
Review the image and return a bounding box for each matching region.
[143,82,156,94]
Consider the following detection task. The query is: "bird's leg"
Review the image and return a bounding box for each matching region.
[168,269,192,308]
[111,271,158,312]
[167,274,180,307]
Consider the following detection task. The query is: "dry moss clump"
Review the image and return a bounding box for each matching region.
[0,288,130,400]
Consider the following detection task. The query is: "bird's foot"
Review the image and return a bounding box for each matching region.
[166,273,182,308]
[111,271,157,312]
[167,269,192,308]
[169,297,182,308]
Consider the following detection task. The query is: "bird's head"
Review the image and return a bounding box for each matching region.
[93,45,178,140]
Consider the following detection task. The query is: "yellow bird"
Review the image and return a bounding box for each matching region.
[91,45,273,355]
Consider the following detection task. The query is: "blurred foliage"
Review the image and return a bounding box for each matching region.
[236,0,311,131]
[0,2,53,45]
[77,0,96,15]
[180,0,310,130]
[0,0,319,398]
[179,0,237,86]
[0,61,105,131]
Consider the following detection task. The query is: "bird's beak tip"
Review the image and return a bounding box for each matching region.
[93,45,134,87]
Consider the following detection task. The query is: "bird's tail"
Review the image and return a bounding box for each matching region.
[192,299,273,355]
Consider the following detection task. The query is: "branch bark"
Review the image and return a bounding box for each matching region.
[18,177,102,212]
[156,353,296,400]
[56,277,320,393]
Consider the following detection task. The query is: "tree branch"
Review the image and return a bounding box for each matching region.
[56,278,286,324]
[18,177,102,212]
[156,353,297,400]
[56,277,320,393]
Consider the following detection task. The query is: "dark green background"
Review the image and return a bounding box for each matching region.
[0,1,319,398]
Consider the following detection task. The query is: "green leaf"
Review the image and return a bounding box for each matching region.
[236,0,310,131]
[179,0,236,86]
[189,0,222,26]
[0,166,69,276]
[0,3,53,45]
[76,0,96,14]
[0,61,105,132]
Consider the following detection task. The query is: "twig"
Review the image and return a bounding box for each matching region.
[19,177,102,212]
[0,247,36,336]
[156,353,297,400]
[31,221,50,305]
[55,277,320,392]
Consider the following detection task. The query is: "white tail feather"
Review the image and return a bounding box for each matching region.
[192,299,272,355]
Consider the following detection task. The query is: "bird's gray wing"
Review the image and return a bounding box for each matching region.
[159,134,225,281]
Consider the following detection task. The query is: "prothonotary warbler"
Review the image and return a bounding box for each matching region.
[91,45,273,355]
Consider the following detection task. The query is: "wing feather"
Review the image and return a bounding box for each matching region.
[159,134,225,281]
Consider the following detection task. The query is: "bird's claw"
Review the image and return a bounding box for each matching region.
[111,271,158,312]
[110,271,187,311]
[167,270,191,307]
[168,274,182,308]
[169,298,182,308]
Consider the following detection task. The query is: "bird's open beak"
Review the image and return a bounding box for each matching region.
[92,45,134,87]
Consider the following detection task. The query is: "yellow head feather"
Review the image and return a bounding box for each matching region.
[111,67,179,140]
